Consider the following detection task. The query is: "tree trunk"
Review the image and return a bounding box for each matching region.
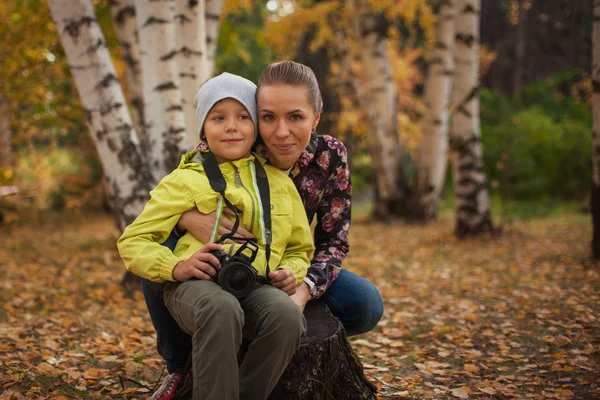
[512,0,527,95]
[174,0,209,148]
[109,0,145,149]
[414,0,456,221]
[48,0,151,232]
[340,3,406,220]
[205,0,222,77]
[172,301,377,400]
[449,0,493,237]
[135,0,190,183]
[0,97,10,171]
[591,0,600,258]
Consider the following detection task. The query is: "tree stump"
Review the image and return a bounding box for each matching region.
[173,300,377,400]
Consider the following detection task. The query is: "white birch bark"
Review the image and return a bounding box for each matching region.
[591,0,600,257]
[449,0,493,236]
[352,6,404,216]
[174,0,208,148]
[135,0,189,183]
[205,0,222,79]
[416,0,456,220]
[109,0,145,147]
[48,0,150,231]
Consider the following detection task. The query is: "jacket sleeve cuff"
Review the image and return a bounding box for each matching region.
[158,252,187,282]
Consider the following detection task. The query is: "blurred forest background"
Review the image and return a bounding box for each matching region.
[2,1,600,399]
[0,0,594,226]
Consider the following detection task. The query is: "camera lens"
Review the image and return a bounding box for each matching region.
[218,261,256,299]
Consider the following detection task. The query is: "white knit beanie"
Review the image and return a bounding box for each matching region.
[195,72,258,141]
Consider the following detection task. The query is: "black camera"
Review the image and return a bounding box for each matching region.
[210,240,260,299]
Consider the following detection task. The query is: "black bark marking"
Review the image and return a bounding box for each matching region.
[455,210,493,238]
[463,3,476,14]
[96,129,108,141]
[63,15,96,39]
[84,108,94,124]
[154,81,178,91]
[86,38,106,54]
[456,32,476,47]
[173,13,192,25]
[206,13,220,21]
[161,46,203,61]
[107,137,118,152]
[113,5,135,25]
[95,73,119,90]
[166,105,183,112]
[100,102,123,116]
[180,72,197,79]
[142,17,169,28]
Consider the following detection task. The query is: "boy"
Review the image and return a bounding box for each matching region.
[117,73,314,400]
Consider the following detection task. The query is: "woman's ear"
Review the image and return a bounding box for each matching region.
[312,108,322,130]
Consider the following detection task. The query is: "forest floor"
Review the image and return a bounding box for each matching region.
[0,210,598,399]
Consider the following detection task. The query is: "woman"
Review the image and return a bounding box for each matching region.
[144,61,384,400]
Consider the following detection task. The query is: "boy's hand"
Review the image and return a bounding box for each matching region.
[179,209,255,244]
[268,269,297,295]
[172,243,224,282]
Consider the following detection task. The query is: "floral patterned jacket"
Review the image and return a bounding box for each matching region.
[256,132,352,298]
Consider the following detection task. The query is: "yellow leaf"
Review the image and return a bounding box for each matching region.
[82,368,106,379]
[451,387,470,398]
[464,364,479,373]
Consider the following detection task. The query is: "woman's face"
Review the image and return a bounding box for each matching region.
[257,84,320,170]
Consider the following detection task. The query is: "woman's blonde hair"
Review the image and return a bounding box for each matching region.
[257,60,323,113]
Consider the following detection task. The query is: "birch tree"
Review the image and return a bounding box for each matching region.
[49,0,221,232]
[135,0,189,183]
[48,0,151,231]
[591,0,600,258]
[109,0,145,145]
[449,0,493,236]
[206,0,222,85]
[174,0,209,147]
[335,2,407,219]
[414,0,456,221]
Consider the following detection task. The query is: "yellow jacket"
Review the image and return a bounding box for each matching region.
[117,150,314,283]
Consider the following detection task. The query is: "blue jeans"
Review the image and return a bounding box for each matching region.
[142,269,384,373]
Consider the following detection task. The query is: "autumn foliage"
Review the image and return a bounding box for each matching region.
[1,211,598,399]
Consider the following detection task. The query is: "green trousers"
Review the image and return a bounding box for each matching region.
[164,280,306,400]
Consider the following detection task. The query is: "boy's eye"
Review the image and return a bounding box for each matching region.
[212,115,224,121]
[239,114,250,120]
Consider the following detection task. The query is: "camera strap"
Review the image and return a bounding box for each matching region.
[203,151,272,276]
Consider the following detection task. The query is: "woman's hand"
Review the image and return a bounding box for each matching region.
[172,243,224,281]
[178,209,255,243]
[289,282,312,311]
[269,268,297,295]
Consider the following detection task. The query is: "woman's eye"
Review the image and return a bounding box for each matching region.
[290,114,302,121]
[261,115,275,122]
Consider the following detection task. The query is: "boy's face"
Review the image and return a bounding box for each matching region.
[203,98,255,164]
